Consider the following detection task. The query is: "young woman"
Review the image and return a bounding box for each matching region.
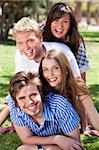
[42,2,91,135]
[39,49,99,135]
[42,2,90,81]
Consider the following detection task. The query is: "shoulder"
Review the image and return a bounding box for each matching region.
[45,93,71,111]
[43,41,71,52]
[45,93,80,123]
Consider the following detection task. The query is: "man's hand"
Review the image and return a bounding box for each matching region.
[54,135,83,150]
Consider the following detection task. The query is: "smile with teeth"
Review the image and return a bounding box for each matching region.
[48,77,57,83]
[26,48,33,56]
[27,102,38,111]
[55,29,63,33]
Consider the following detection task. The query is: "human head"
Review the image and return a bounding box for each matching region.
[43,2,81,56]
[13,17,43,60]
[39,49,78,104]
[9,71,43,107]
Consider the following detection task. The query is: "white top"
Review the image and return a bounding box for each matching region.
[15,41,81,77]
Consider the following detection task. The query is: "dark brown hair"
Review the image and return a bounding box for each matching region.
[43,2,85,57]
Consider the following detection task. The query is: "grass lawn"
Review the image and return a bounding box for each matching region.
[0,32,99,149]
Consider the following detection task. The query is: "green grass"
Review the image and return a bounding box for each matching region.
[0,41,15,104]
[80,31,99,42]
[0,33,99,149]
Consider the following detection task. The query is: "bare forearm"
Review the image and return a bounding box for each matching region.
[20,134,82,150]
[22,135,56,145]
[0,105,10,125]
[81,95,99,130]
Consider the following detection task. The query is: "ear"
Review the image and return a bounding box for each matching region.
[40,33,43,42]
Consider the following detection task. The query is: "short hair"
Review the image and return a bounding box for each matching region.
[13,17,42,39]
[9,71,42,106]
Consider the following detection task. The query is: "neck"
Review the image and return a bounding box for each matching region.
[32,107,44,125]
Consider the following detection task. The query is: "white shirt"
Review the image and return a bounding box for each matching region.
[15,42,81,77]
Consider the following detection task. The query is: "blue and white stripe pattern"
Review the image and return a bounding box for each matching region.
[8,93,80,136]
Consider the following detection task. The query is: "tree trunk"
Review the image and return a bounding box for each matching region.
[86,1,92,25]
[74,0,82,23]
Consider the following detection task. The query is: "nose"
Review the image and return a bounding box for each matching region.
[23,42,30,51]
[58,21,63,28]
[48,69,54,77]
[26,96,34,104]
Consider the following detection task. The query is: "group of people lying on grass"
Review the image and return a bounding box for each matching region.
[0,2,99,150]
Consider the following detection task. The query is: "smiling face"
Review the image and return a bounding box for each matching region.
[16,84,43,119]
[51,13,70,39]
[42,58,62,90]
[15,31,42,60]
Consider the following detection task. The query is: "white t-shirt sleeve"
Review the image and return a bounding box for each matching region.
[43,42,81,77]
[56,43,81,77]
[68,52,81,77]
[15,49,23,73]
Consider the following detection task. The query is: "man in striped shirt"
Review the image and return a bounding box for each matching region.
[8,71,83,150]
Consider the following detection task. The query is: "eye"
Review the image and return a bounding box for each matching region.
[30,93,38,99]
[64,20,68,23]
[54,18,59,22]
[43,68,48,72]
[18,96,25,101]
[27,39,34,43]
[54,66,59,70]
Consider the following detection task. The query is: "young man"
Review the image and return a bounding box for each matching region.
[8,71,82,150]
[14,17,80,77]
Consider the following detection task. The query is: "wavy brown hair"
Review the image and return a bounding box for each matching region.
[43,2,85,57]
[39,49,78,107]
[39,49,91,108]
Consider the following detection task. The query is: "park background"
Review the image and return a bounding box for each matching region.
[0,0,99,149]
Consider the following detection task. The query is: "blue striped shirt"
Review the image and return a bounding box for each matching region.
[8,92,80,136]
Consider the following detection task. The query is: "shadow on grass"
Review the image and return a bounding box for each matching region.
[0,133,21,150]
[0,75,12,99]
[80,31,99,42]
[82,136,98,144]
[0,40,15,46]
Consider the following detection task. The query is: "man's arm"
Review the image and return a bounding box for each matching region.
[0,105,10,125]
[13,124,82,150]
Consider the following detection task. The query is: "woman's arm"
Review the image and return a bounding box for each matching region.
[80,94,99,130]
[76,77,99,130]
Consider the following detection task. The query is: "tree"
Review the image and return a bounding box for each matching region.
[74,0,82,23]
[86,0,92,24]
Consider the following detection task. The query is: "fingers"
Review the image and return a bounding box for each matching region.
[71,141,84,150]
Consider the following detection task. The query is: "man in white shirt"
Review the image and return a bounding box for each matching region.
[14,17,80,77]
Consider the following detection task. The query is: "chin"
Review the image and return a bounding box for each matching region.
[27,56,34,60]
